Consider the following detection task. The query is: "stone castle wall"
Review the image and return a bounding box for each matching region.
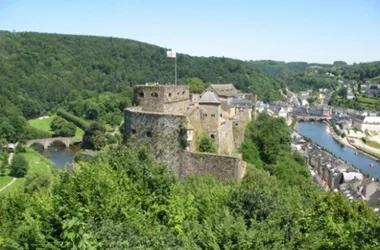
[219,121,235,154]
[186,106,203,151]
[232,120,246,149]
[124,107,187,176]
[181,151,246,180]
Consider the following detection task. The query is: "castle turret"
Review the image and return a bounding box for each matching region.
[199,91,221,145]
[135,85,189,114]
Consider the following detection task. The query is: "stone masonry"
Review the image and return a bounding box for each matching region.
[124,84,247,180]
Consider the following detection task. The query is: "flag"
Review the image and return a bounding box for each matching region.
[167,50,176,58]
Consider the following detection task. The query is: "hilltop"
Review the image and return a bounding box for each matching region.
[1,31,380,142]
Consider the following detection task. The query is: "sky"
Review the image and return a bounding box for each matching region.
[1,0,380,64]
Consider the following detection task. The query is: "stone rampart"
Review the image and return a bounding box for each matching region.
[181,151,246,180]
[219,120,235,154]
[124,107,187,176]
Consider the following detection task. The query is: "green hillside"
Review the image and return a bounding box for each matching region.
[1,31,380,143]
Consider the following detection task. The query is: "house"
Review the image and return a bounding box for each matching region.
[203,84,238,103]
[300,98,309,107]
[276,107,288,119]
[353,115,380,132]
[364,84,380,98]
[346,89,355,100]
[360,84,367,93]
[360,179,380,200]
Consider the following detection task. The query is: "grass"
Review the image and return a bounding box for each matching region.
[357,96,380,105]
[0,148,55,195]
[28,115,56,135]
[0,176,13,189]
[365,140,380,150]
[28,114,84,137]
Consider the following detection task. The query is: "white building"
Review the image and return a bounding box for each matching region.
[353,115,380,132]
[276,107,288,119]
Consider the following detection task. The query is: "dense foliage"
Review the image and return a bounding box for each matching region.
[1,114,379,249]
[67,90,133,127]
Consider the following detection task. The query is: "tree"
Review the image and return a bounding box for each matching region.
[245,113,291,164]
[337,87,348,98]
[186,77,207,93]
[58,122,76,137]
[0,138,8,150]
[15,143,26,153]
[198,135,217,153]
[82,122,106,150]
[50,116,66,131]
[92,131,106,150]
[10,154,29,177]
[0,159,8,176]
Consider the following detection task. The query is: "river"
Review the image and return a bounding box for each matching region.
[298,122,380,179]
[35,144,78,169]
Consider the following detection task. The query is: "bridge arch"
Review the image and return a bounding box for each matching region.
[48,139,69,148]
[26,137,82,150]
[28,142,46,149]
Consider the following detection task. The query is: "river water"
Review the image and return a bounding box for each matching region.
[35,144,78,169]
[298,122,380,179]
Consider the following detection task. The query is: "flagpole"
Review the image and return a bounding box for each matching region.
[175,55,177,85]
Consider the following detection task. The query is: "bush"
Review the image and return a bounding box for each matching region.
[10,154,29,177]
[198,135,217,153]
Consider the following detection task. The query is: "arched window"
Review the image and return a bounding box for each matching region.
[210,134,215,139]
[168,93,172,97]
[146,131,152,137]
[139,92,144,98]
[151,92,158,97]
[131,129,136,134]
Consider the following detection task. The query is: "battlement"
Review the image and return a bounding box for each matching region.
[135,85,189,114]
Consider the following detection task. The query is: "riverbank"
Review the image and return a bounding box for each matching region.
[324,121,380,161]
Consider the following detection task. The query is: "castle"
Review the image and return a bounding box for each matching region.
[124,84,254,180]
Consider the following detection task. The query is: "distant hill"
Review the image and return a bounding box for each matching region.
[0,31,379,142]
[0,31,283,118]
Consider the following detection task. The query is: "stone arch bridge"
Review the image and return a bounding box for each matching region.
[27,137,82,149]
[295,115,332,121]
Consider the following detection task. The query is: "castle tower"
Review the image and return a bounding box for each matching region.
[134,85,189,114]
[199,91,221,146]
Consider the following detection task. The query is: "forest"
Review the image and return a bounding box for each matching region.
[1,31,380,143]
[1,113,379,249]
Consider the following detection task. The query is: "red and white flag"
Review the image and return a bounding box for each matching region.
[167,50,176,58]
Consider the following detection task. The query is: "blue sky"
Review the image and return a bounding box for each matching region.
[1,0,379,63]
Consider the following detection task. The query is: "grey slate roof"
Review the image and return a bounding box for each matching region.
[199,91,221,104]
